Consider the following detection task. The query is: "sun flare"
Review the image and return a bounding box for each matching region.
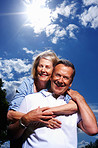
[25,0,52,33]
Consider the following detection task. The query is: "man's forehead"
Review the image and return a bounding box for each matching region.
[54,64,73,75]
[54,64,68,71]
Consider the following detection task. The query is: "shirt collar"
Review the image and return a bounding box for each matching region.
[40,89,65,100]
[40,89,52,97]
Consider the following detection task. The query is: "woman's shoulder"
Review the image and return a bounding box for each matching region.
[22,77,34,84]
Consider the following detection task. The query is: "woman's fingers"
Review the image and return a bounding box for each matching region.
[47,118,61,129]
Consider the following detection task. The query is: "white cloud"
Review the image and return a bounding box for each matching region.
[46,24,57,37]
[83,0,98,6]
[46,23,79,44]
[23,0,98,43]
[78,140,89,148]
[79,5,98,29]
[52,28,66,44]
[3,80,20,97]
[46,24,66,44]
[66,24,79,39]
[23,47,34,54]
[0,58,32,80]
[52,1,76,20]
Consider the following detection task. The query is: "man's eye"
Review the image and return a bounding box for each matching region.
[56,74,61,77]
[63,76,69,80]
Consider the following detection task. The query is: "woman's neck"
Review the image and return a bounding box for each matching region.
[34,79,47,93]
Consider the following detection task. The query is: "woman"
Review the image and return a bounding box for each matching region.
[7,50,77,134]
[7,50,59,122]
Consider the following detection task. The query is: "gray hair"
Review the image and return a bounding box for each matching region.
[31,50,59,79]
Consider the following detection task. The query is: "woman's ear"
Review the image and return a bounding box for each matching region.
[50,76,52,81]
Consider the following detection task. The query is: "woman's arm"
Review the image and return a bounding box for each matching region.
[48,99,78,115]
[7,110,25,122]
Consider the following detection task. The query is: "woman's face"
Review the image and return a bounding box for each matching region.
[37,58,53,82]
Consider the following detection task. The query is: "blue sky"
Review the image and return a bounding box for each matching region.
[0,0,98,147]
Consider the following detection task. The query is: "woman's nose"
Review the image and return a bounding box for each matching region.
[41,66,46,72]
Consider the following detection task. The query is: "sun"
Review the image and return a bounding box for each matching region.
[24,0,52,33]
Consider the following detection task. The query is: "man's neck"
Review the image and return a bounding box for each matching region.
[48,89,66,99]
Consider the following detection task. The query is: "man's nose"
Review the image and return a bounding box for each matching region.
[58,76,64,83]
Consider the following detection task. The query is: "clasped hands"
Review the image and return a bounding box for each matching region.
[21,106,61,129]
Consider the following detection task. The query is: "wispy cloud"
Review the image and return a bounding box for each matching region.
[22,48,39,56]
[23,47,34,54]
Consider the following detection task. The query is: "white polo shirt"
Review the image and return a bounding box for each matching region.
[19,90,81,148]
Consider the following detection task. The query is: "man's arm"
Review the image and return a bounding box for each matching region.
[67,89,98,136]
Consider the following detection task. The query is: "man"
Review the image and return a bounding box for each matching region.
[9,60,98,148]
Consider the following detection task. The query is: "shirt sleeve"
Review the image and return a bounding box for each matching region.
[8,78,34,111]
[18,96,28,114]
[77,113,82,124]
[64,94,71,104]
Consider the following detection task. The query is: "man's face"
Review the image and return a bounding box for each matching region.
[50,64,73,97]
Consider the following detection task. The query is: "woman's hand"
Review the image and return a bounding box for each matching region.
[46,118,61,129]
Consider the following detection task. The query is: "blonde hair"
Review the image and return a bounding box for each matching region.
[31,50,59,79]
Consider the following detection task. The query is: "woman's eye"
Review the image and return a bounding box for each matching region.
[39,65,43,68]
[46,66,50,69]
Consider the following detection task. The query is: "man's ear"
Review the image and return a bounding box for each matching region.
[69,82,72,87]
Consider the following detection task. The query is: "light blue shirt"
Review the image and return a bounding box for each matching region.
[9,77,34,111]
[9,77,71,111]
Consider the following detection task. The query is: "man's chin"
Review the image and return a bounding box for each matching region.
[53,90,63,96]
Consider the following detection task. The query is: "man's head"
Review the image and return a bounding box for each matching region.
[50,59,75,97]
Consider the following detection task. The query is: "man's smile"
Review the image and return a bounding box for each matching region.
[54,81,65,87]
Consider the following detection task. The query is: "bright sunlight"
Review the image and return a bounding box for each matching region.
[24,0,52,33]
